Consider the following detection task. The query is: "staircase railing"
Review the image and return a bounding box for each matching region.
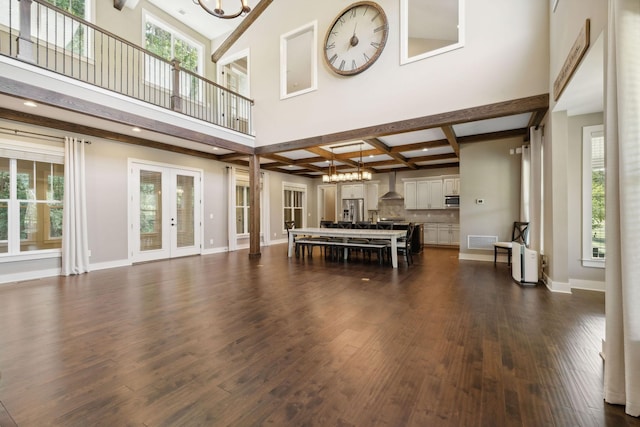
[0,0,253,135]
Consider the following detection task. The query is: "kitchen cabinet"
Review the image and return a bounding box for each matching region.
[341,184,364,199]
[437,224,460,245]
[365,182,379,211]
[404,179,443,210]
[443,177,460,196]
[424,224,438,245]
[425,223,460,246]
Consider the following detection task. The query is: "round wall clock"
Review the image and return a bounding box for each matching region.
[323,1,389,76]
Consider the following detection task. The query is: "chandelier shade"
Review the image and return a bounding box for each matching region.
[322,143,372,183]
[194,0,250,19]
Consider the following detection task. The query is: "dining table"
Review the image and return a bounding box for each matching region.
[287,227,407,268]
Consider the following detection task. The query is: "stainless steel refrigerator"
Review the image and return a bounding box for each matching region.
[341,198,364,222]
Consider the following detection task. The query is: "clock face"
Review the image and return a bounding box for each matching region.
[323,1,389,76]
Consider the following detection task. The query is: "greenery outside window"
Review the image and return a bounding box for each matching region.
[236,184,250,235]
[0,146,64,256]
[143,12,203,99]
[34,0,91,57]
[582,124,605,267]
[283,183,306,229]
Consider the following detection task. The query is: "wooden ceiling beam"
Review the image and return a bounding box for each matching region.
[113,0,127,10]
[0,107,225,161]
[442,125,460,156]
[458,128,528,144]
[211,0,274,63]
[256,93,549,155]
[408,153,459,163]
[364,138,417,169]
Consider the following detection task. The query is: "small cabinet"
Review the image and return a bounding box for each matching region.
[365,182,379,211]
[341,184,364,199]
[404,179,443,210]
[443,177,460,196]
[425,223,460,246]
[437,224,460,245]
[424,224,438,244]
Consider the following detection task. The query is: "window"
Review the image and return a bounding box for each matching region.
[0,142,65,256]
[283,183,306,229]
[8,0,92,57]
[236,184,250,235]
[582,125,605,267]
[280,21,317,99]
[400,0,465,65]
[143,13,203,97]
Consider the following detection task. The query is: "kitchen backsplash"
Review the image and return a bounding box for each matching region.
[373,199,459,224]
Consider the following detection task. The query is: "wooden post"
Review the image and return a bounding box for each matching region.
[17,0,35,63]
[248,154,261,258]
[170,58,182,112]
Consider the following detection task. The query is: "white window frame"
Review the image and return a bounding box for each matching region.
[581,124,605,268]
[0,139,64,263]
[235,181,250,236]
[282,182,307,231]
[142,11,204,95]
[280,21,318,100]
[400,0,465,65]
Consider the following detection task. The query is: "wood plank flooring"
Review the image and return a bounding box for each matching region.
[0,246,638,426]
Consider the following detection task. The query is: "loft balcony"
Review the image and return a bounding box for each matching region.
[0,0,254,138]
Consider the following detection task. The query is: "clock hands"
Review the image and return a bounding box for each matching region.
[349,23,359,48]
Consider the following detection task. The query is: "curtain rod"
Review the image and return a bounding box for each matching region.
[0,127,91,144]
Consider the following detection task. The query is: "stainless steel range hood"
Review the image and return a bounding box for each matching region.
[379,172,404,200]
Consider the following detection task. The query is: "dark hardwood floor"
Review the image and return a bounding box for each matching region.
[0,246,637,426]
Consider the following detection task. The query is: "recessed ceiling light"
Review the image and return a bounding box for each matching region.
[369,154,374,158]
[213,147,219,151]
[422,148,429,151]
[23,101,37,107]
[132,127,141,132]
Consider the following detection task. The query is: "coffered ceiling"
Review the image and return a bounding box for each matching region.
[229,94,549,178]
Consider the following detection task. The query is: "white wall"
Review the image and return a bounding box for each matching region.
[0,119,314,283]
[545,0,607,291]
[221,0,549,147]
[459,137,523,261]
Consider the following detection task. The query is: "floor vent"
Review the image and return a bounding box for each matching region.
[468,235,498,250]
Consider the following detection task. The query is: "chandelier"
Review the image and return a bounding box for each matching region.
[322,143,373,183]
[194,0,250,19]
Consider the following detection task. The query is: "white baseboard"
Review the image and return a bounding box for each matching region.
[90,258,131,271]
[269,238,289,246]
[458,252,506,263]
[569,278,605,292]
[543,273,572,293]
[202,246,229,255]
[0,268,60,285]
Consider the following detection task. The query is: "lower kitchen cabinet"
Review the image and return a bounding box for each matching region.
[424,224,438,245]
[424,223,459,246]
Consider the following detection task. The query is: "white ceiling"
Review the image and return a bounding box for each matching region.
[147,0,259,41]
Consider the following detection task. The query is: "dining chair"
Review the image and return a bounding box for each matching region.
[493,221,529,266]
[397,223,414,265]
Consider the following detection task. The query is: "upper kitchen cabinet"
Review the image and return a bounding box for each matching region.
[404,178,443,210]
[365,182,379,211]
[341,184,364,199]
[443,176,460,196]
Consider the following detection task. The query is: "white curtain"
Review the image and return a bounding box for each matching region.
[227,166,237,251]
[520,144,531,224]
[519,128,542,250]
[61,137,89,275]
[603,0,640,417]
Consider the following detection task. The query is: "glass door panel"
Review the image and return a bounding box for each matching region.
[131,163,201,262]
[140,170,163,251]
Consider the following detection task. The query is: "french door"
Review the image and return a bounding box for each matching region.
[130,162,202,262]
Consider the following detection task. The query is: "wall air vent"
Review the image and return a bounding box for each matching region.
[467,235,498,250]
